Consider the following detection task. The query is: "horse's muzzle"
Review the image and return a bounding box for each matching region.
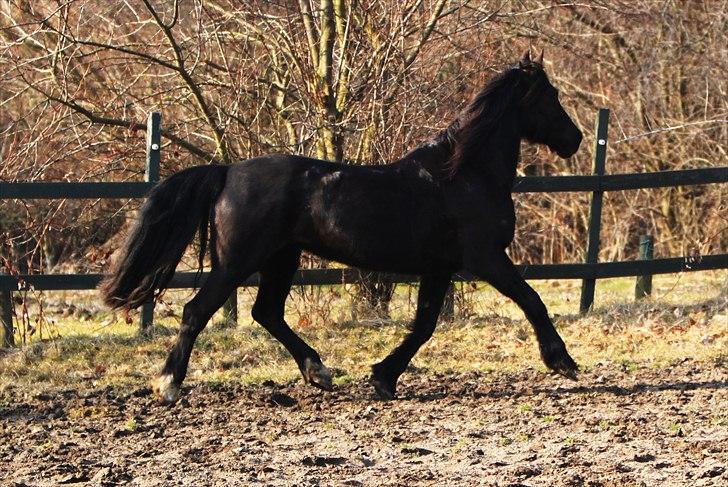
[557,128,583,158]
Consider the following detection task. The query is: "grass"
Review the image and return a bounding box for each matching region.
[1,271,725,393]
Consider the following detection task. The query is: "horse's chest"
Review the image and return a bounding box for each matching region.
[456,194,516,247]
[489,204,516,246]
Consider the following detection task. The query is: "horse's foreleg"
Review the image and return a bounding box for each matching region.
[469,250,578,379]
[371,274,451,399]
[252,247,332,391]
[153,269,239,404]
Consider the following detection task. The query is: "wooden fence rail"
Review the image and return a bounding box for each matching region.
[2,254,726,291]
[3,166,726,200]
[1,110,727,345]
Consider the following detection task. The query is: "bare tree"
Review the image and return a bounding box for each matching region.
[1,0,725,315]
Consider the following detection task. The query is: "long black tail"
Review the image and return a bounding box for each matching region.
[100,164,229,310]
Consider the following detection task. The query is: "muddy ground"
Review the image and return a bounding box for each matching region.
[1,361,726,487]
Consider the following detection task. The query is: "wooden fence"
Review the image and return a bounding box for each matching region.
[1,109,727,346]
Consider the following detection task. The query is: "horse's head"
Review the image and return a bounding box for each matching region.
[515,50,582,158]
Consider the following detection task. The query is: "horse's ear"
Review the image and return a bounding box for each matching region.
[520,49,531,66]
[535,48,544,65]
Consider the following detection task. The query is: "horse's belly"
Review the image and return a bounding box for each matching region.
[299,211,454,274]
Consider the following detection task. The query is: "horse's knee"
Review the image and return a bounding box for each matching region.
[250,304,265,324]
[251,300,279,325]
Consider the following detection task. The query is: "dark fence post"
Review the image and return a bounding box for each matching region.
[145,112,161,182]
[141,112,161,331]
[0,270,13,347]
[579,108,610,314]
[222,292,238,326]
[635,235,654,299]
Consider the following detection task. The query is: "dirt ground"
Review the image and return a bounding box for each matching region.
[1,361,726,487]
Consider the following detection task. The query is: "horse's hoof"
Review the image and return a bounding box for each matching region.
[370,364,397,400]
[557,366,579,381]
[371,378,396,400]
[303,358,333,391]
[541,344,579,381]
[152,374,180,405]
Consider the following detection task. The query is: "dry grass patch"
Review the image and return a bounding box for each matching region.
[1,271,725,394]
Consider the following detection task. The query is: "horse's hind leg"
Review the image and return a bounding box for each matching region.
[371,274,451,399]
[251,246,332,391]
[153,269,241,404]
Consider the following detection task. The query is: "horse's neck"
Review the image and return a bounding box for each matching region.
[482,129,521,189]
[455,124,521,192]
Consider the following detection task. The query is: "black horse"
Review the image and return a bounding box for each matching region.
[101,51,583,404]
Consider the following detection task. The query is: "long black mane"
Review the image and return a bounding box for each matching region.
[448,68,522,172]
[416,63,548,176]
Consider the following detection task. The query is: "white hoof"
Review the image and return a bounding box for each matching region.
[152,374,180,404]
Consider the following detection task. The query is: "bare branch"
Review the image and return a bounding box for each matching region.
[141,0,231,163]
